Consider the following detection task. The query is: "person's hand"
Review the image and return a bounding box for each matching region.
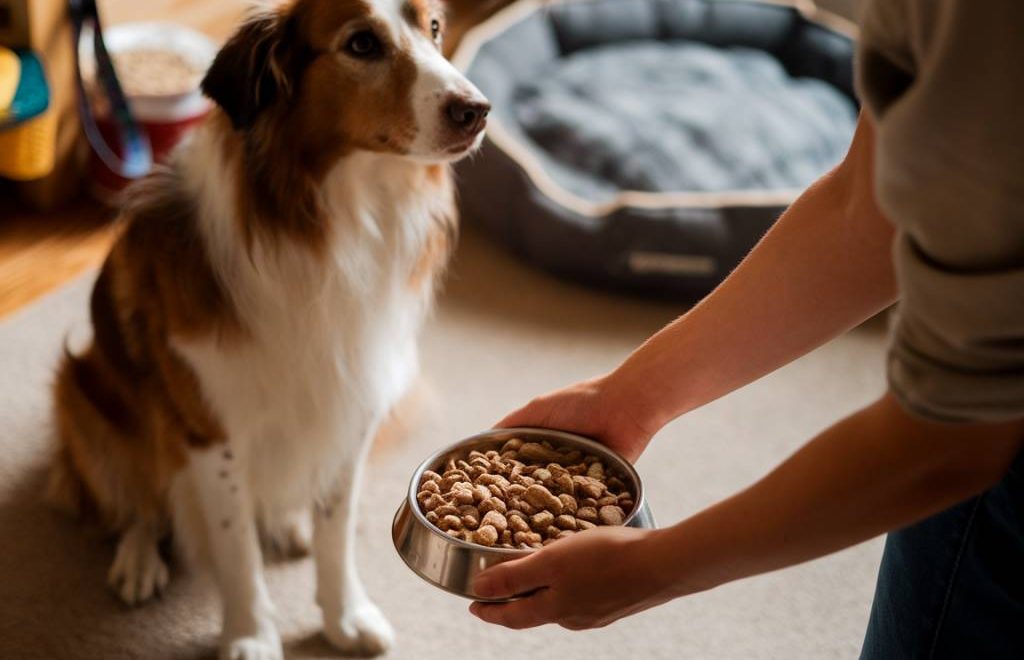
[469,526,681,630]
[497,375,658,462]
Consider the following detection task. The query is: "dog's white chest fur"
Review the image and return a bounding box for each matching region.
[62,1,488,654]
[174,141,439,515]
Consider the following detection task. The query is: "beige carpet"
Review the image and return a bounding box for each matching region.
[0,227,887,659]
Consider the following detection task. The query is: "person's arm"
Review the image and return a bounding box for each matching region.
[471,394,1024,629]
[499,114,897,461]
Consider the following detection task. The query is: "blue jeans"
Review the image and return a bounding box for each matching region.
[861,452,1024,659]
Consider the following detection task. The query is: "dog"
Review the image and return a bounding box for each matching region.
[47,1,488,657]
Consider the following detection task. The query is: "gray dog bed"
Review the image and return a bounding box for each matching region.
[453,0,858,299]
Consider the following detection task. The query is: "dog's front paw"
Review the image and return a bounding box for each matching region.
[222,633,283,660]
[323,602,395,657]
[108,529,169,605]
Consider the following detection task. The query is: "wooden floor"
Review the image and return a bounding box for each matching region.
[0,0,506,319]
[0,198,114,318]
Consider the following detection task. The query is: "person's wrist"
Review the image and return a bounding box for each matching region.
[602,361,674,436]
[647,520,732,600]
[634,526,708,604]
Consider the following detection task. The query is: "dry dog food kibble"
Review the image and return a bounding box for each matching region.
[417,439,635,549]
[111,49,204,97]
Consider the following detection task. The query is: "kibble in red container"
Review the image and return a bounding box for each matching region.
[79,22,216,203]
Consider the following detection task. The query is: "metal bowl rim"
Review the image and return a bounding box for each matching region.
[403,426,647,555]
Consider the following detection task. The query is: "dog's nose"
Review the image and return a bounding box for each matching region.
[445,98,491,135]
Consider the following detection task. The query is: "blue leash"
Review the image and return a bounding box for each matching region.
[69,0,152,179]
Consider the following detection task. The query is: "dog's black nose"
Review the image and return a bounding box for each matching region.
[446,98,491,135]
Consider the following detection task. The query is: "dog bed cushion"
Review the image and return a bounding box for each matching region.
[514,41,856,201]
[454,0,858,299]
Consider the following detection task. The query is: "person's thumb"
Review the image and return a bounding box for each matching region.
[495,402,547,430]
[472,553,549,600]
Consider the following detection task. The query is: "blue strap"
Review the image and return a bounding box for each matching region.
[69,0,152,179]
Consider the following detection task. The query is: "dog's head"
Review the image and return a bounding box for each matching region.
[201,0,489,165]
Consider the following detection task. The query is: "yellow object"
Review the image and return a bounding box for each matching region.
[0,107,58,180]
[0,47,20,113]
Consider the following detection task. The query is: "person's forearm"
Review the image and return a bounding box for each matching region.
[609,115,897,430]
[653,395,1024,596]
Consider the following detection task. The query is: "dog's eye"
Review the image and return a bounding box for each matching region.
[430,19,441,42]
[345,31,382,58]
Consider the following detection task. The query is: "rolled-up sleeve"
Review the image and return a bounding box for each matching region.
[888,238,1024,422]
[857,0,1024,422]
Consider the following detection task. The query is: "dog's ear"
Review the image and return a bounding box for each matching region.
[201,14,289,130]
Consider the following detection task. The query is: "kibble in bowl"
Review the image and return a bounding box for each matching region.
[419,437,636,549]
[392,428,655,601]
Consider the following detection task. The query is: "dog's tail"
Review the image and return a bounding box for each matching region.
[45,340,91,518]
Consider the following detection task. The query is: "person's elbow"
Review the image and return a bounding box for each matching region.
[883,392,1024,502]
[924,441,1021,502]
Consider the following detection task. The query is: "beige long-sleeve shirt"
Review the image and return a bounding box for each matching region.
[856,0,1024,422]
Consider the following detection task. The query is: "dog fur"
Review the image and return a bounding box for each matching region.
[48,1,488,657]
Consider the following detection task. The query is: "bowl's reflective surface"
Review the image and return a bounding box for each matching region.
[392,428,656,602]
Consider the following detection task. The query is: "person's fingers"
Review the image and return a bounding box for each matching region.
[472,552,550,600]
[495,402,547,430]
[469,589,556,629]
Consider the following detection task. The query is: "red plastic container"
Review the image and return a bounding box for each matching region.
[79,22,217,204]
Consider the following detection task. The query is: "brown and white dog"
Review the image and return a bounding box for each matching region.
[48,1,488,657]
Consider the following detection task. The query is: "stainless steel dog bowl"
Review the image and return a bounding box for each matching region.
[392,427,656,602]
